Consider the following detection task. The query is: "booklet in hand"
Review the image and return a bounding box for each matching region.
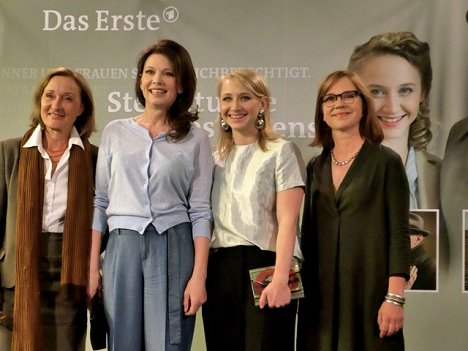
[249,264,304,306]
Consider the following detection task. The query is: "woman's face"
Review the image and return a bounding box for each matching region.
[219,78,266,136]
[139,53,182,110]
[40,76,84,135]
[356,54,423,142]
[322,77,363,134]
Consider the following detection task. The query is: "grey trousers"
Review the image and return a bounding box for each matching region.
[0,232,87,351]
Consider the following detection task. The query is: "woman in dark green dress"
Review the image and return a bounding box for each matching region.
[297,70,410,351]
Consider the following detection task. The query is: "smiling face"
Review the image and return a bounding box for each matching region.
[40,75,84,135]
[322,77,363,135]
[139,53,182,110]
[356,54,423,142]
[219,77,266,139]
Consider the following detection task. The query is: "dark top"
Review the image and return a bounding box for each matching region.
[298,141,410,351]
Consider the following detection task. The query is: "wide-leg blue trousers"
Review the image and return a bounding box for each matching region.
[103,223,195,351]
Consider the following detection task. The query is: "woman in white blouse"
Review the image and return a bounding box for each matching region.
[202,68,305,351]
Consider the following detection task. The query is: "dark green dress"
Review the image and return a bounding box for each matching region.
[297,141,410,351]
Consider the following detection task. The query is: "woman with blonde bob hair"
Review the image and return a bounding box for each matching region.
[203,68,306,351]
[214,68,279,159]
[297,70,410,351]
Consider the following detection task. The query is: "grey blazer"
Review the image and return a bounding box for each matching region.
[415,149,441,209]
[0,137,98,289]
[0,138,21,288]
[441,118,468,237]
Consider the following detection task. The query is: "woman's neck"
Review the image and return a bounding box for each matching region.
[43,129,70,151]
[136,110,170,138]
[332,131,364,156]
[232,130,259,146]
[381,138,409,165]
[139,108,170,125]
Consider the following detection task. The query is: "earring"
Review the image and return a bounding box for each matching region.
[255,109,265,130]
[220,118,230,131]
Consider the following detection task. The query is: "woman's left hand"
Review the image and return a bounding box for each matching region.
[183,276,207,316]
[377,301,404,338]
[258,280,291,309]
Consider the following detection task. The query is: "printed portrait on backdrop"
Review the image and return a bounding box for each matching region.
[406,210,439,292]
[348,32,441,211]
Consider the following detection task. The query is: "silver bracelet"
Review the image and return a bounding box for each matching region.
[385,293,405,304]
[386,292,405,300]
[385,298,404,308]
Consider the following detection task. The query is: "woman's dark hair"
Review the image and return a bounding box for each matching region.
[312,70,383,149]
[135,39,198,141]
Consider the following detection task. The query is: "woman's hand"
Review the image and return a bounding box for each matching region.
[259,279,291,309]
[378,300,404,338]
[183,275,207,316]
[379,275,406,337]
[88,229,103,301]
[183,236,209,316]
[88,268,101,300]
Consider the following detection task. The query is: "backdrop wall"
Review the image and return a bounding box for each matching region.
[1,1,467,350]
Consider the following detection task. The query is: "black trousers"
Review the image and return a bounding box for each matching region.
[202,246,297,351]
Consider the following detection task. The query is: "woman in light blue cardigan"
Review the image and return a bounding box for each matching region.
[88,39,213,351]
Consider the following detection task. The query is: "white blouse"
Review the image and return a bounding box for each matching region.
[23,125,84,233]
[210,138,305,256]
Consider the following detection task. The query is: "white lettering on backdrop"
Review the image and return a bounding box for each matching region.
[42,8,179,31]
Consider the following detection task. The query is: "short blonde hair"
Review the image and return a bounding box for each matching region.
[215,68,279,159]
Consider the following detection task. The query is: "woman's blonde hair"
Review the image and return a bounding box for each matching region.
[215,68,279,159]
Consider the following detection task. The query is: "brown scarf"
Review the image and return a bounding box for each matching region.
[12,127,94,351]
